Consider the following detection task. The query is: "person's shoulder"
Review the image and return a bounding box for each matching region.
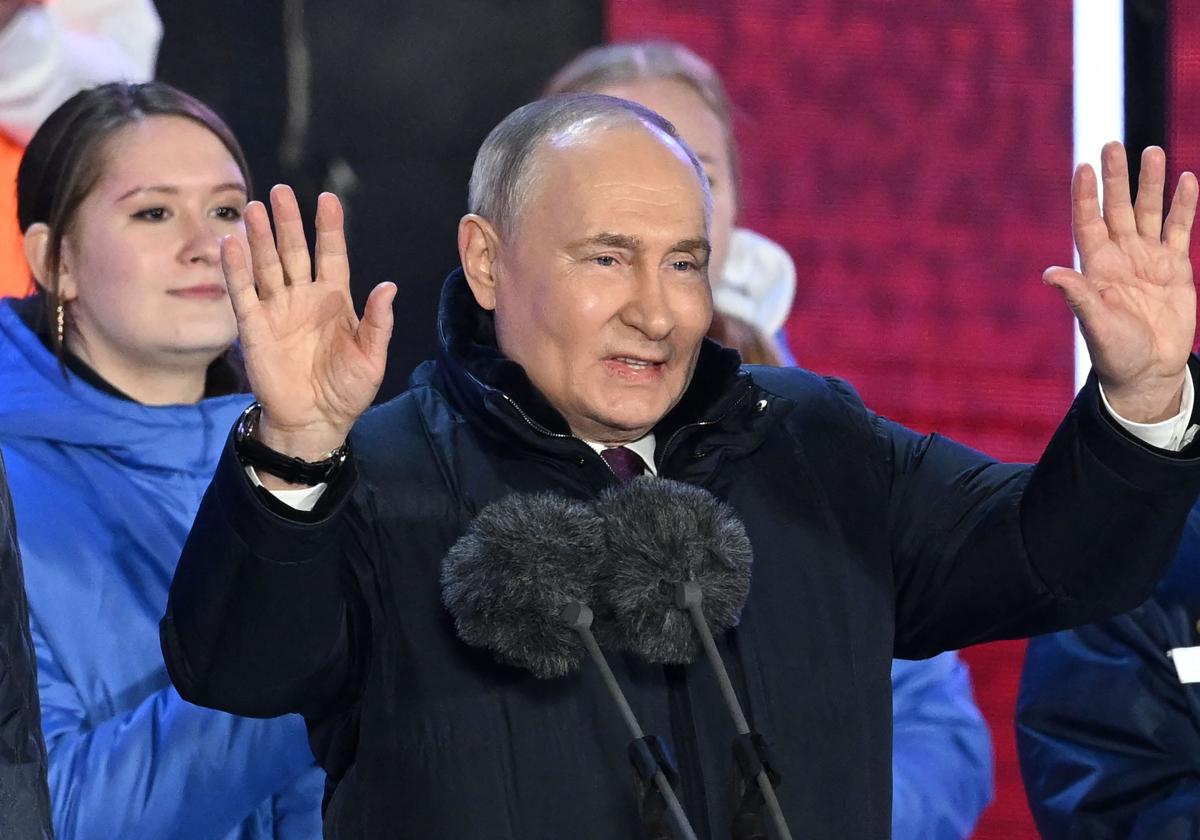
[348,379,458,472]
[1153,502,1200,611]
[745,364,871,419]
[352,388,429,445]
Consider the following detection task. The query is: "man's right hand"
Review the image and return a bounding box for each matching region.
[222,185,396,477]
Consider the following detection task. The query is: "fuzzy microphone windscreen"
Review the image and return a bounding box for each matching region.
[595,477,753,664]
[441,491,606,678]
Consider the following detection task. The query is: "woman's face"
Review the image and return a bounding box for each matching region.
[58,115,247,374]
[595,78,737,284]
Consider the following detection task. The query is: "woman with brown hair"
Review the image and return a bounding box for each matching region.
[0,82,321,839]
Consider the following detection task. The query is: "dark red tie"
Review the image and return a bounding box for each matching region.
[601,446,647,484]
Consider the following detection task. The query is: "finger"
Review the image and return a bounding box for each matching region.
[314,192,350,289]
[269,184,312,285]
[244,200,286,298]
[357,281,397,363]
[1071,163,1110,263]
[1044,265,1101,322]
[1164,171,1199,254]
[1100,141,1138,238]
[220,235,261,322]
[1133,145,1166,238]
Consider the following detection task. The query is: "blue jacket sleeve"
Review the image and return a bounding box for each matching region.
[1016,514,1200,840]
[891,653,993,840]
[272,766,326,839]
[33,611,320,840]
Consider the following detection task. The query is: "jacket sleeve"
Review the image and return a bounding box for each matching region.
[33,611,318,840]
[272,766,326,839]
[0,453,52,840]
[890,653,993,840]
[872,366,1200,658]
[162,434,366,720]
[1016,568,1200,839]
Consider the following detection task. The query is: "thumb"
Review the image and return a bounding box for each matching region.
[358,281,397,362]
[1043,266,1098,321]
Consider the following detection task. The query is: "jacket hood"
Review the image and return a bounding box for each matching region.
[0,299,251,473]
[426,268,749,459]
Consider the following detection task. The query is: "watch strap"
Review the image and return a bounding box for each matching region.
[233,403,349,486]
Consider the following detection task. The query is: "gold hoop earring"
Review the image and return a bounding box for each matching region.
[56,302,65,349]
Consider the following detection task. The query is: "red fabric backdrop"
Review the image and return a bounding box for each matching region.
[606,2,1078,837]
[1171,1,1200,279]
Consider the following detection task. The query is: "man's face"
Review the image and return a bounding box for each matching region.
[488,124,713,444]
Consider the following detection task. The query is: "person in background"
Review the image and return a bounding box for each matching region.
[0,81,322,839]
[0,450,52,840]
[1017,501,1200,838]
[546,41,994,839]
[0,0,160,298]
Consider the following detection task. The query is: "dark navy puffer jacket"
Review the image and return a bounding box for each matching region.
[0,451,52,840]
[1018,503,1200,840]
[164,269,1200,839]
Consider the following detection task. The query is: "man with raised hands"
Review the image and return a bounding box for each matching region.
[163,94,1200,839]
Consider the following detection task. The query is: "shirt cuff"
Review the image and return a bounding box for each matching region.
[245,465,328,512]
[1099,372,1198,451]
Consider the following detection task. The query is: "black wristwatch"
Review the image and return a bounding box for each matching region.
[234,402,349,486]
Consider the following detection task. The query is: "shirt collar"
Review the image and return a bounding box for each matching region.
[582,434,658,476]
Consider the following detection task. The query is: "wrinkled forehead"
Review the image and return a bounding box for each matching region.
[534,119,712,225]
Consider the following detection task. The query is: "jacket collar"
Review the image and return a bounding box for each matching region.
[426,268,750,459]
[0,298,251,474]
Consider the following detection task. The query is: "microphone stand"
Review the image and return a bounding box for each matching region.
[675,582,794,840]
[560,602,699,840]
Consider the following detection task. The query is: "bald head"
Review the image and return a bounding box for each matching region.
[468,93,712,240]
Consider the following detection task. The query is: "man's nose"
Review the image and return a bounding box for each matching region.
[622,265,676,340]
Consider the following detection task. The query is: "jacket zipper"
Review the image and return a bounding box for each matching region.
[658,382,754,475]
[464,370,624,481]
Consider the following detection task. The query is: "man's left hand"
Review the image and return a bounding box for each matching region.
[1046,142,1198,423]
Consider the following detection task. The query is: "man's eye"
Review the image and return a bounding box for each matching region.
[132,207,167,221]
[672,260,697,272]
[593,255,618,267]
[214,206,243,221]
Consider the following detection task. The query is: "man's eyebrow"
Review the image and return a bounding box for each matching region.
[567,232,643,250]
[115,182,248,202]
[672,238,712,258]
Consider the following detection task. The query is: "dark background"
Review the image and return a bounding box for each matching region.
[155,1,604,399]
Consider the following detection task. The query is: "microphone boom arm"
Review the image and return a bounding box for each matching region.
[561,602,699,840]
[675,582,794,840]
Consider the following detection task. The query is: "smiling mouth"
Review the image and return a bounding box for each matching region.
[605,356,667,379]
[614,356,661,369]
[168,285,227,301]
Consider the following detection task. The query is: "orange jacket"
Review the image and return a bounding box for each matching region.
[0,130,31,299]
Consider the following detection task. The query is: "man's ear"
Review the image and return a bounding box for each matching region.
[457,213,503,311]
[22,223,75,299]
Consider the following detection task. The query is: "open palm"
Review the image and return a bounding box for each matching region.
[1046,143,1198,422]
[223,186,397,459]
